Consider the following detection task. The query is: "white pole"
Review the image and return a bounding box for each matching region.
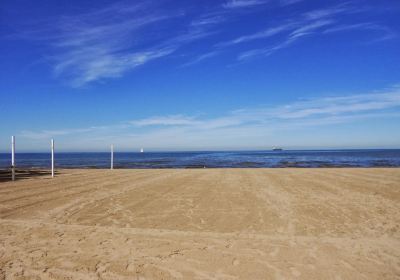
[111,144,114,170]
[11,136,15,181]
[51,139,55,178]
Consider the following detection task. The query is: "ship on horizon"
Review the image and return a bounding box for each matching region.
[272,147,283,151]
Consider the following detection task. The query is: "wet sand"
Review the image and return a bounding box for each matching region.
[0,168,399,279]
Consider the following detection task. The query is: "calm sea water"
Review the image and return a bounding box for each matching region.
[0,150,400,169]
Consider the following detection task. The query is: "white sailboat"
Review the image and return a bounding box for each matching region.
[140,148,144,153]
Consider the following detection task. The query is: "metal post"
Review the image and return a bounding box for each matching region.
[51,139,55,178]
[11,136,15,181]
[111,144,114,170]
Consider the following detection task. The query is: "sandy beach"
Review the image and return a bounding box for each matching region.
[0,168,399,279]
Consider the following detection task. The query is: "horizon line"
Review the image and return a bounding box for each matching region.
[1,147,400,154]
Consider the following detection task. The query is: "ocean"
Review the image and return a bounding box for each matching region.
[0,149,400,169]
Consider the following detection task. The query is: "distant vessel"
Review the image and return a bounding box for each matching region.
[140,148,144,153]
[272,147,283,151]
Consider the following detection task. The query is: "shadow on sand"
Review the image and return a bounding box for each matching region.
[0,169,58,182]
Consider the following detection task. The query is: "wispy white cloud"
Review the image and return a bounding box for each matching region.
[223,0,302,9]
[219,2,356,49]
[29,3,179,87]
[217,22,295,47]
[302,2,357,20]
[240,89,400,120]
[223,0,269,9]
[181,51,221,67]
[323,22,396,42]
[234,1,394,61]
[237,19,333,60]
[20,126,104,140]
[11,1,396,84]
[18,2,223,87]
[20,86,400,149]
[289,19,333,38]
[279,0,303,6]
[55,48,175,87]
[191,15,226,27]
[130,115,199,126]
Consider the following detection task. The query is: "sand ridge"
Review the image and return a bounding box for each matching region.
[0,168,399,279]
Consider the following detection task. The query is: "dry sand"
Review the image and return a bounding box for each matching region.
[0,168,399,279]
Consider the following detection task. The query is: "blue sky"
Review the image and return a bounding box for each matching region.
[0,0,400,151]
